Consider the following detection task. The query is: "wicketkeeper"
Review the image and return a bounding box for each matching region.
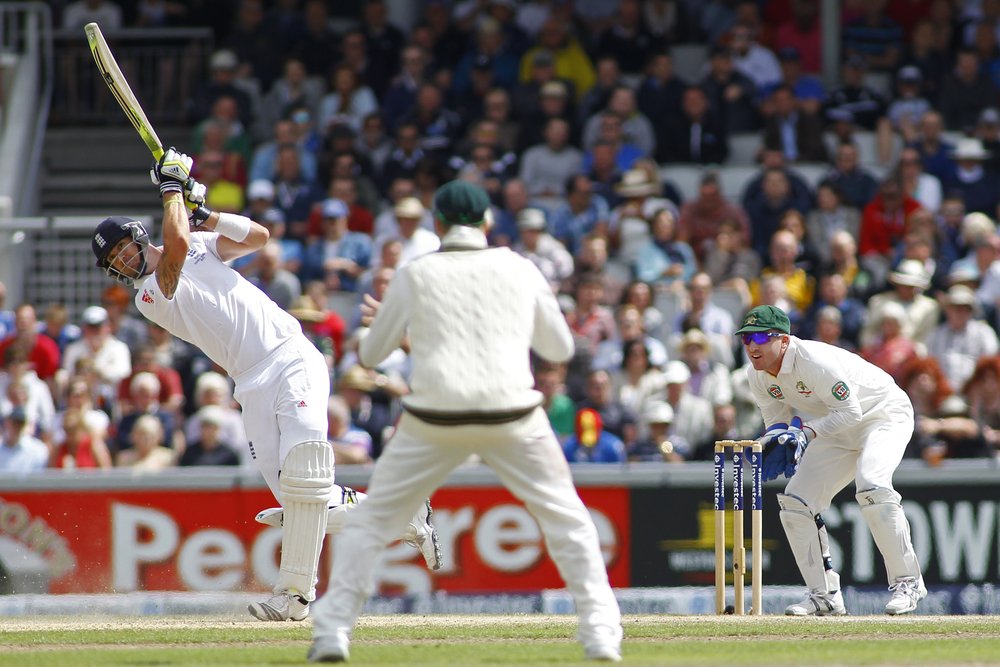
[739,305,925,616]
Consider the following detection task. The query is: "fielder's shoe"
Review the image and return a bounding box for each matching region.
[308,630,351,663]
[785,589,847,616]
[403,499,442,571]
[885,576,927,615]
[248,591,310,622]
[583,643,622,662]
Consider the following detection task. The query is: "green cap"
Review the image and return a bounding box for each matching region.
[433,180,490,226]
[735,305,791,335]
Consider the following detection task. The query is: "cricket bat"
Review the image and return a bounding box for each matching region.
[84,22,164,161]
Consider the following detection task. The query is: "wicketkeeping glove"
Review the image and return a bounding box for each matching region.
[150,147,193,197]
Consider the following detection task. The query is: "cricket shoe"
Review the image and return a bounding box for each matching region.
[403,499,442,571]
[583,643,622,662]
[255,488,360,533]
[785,589,846,616]
[308,630,351,663]
[248,591,310,622]
[885,576,927,615]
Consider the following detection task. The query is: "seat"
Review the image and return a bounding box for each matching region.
[717,165,759,200]
[653,290,685,338]
[326,291,358,324]
[727,133,763,166]
[710,287,748,324]
[671,44,709,84]
[660,166,702,202]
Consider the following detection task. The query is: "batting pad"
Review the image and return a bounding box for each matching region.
[856,488,922,583]
[777,493,839,593]
[277,440,334,600]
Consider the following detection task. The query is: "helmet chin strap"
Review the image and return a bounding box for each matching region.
[106,240,148,286]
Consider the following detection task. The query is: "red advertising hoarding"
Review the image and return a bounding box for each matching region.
[0,484,629,594]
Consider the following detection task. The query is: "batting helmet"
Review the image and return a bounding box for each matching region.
[92,216,150,286]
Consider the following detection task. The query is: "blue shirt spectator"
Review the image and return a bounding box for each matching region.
[563,408,627,463]
[301,199,373,293]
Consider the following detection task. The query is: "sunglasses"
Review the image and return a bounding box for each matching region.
[741,332,783,345]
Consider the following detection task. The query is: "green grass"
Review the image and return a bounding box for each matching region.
[1,615,998,666]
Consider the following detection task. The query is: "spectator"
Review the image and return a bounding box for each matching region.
[823,55,887,130]
[182,371,247,462]
[359,0,406,100]
[258,58,324,138]
[336,365,394,459]
[609,168,678,264]
[535,362,576,442]
[862,259,940,348]
[0,407,48,472]
[843,0,904,71]
[898,146,942,214]
[0,344,55,444]
[39,303,80,355]
[116,345,184,418]
[397,83,463,159]
[926,285,1000,390]
[491,178,532,247]
[318,65,378,136]
[582,113,644,174]
[594,0,657,77]
[452,17,520,97]
[761,84,829,163]
[114,372,179,456]
[861,301,920,381]
[191,97,254,169]
[50,406,112,470]
[914,394,993,462]
[195,149,246,214]
[0,304,60,384]
[519,17,595,102]
[899,17,949,104]
[293,0,338,77]
[562,408,627,463]
[579,55,624,129]
[565,273,617,354]
[326,394,373,466]
[887,66,932,136]
[511,49,572,128]
[551,174,611,256]
[773,0,822,74]
[805,182,861,268]
[677,328,733,407]
[480,88,522,154]
[178,406,239,467]
[593,304,669,374]
[800,272,867,347]
[375,197,440,268]
[250,120,318,184]
[116,413,175,470]
[186,49,256,128]
[701,218,762,305]
[777,208,822,275]
[657,86,728,165]
[749,229,816,312]
[630,400,685,462]
[662,360,714,454]
[247,240,301,310]
[608,337,667,439]
[519,118,583,199]
[55,377,109,449]
[859,177,924,266]
[727,21,782,91]
[302,198,372,292]
[908,110,956,184]
[61,306,131,397]
[945,137,1000,215]
[583,86,656,157]
[381,121,426,189]
[962,355,1000,456]
[744,168,807,259]
[337,28,393,103]
[824,143,880,209]
[383,45,430,133]
[939,48,999,132]
[513,208,574,289]
[273,144,323,241]
[699,44,758,135]
[578,368,637,447]
[634,208,696,287]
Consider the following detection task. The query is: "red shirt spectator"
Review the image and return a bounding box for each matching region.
[858,181,923,257]
[116,346,185,416]
[0,304,60,381]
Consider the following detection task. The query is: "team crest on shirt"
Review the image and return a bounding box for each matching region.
[768,384,784,399]
[141,289,154,304]
[796,381,813,396]
[832,381,851,401]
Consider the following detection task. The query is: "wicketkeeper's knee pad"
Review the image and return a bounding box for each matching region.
[280,440,335,505]
[777,493,838,593]
[856,487,920,582]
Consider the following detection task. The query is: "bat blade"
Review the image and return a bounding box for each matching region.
[84,22,164,160]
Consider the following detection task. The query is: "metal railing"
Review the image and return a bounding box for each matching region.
[50,27,214,127]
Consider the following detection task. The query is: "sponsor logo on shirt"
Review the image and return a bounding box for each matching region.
[768,384,784,399]
[141,290,154,304]
[832,381,851,401]
[795,381,813,396]
[296,400,307,408]
[187,247,206,264]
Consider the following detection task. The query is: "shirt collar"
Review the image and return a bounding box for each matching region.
[440,224,488,250]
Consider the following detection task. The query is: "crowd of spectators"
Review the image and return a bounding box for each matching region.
[12,0,1000,472]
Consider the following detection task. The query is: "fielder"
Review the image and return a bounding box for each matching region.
[90,148,439,623]
[740,305,926,616]
[308,181,623,663]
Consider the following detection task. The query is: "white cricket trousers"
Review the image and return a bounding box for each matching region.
[311,407,622,644]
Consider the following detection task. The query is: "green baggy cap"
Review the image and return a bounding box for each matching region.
[433,180,490,226]
[735,305,791,335]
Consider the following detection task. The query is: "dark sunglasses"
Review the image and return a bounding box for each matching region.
[741,332,783,345]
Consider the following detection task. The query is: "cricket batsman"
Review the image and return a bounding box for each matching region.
[90,148,439,622]
[739,305,926,616]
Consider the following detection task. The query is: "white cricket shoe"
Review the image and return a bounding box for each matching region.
[885,577,927,615]
[308,630,351,663]
[785,589,847,616]
[248,591,310,622]
[403,499,442,571]
[584,643,622,662]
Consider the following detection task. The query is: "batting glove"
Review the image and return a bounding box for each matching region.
[185,179,207,206]
[150,147,193,196]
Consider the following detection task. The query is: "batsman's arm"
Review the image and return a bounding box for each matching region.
[191,209,269,262]
[156,192,192,299]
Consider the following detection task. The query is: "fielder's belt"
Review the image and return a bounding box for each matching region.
[404,404,537,426]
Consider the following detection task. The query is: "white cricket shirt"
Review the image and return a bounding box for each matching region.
[133,232,301,377]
